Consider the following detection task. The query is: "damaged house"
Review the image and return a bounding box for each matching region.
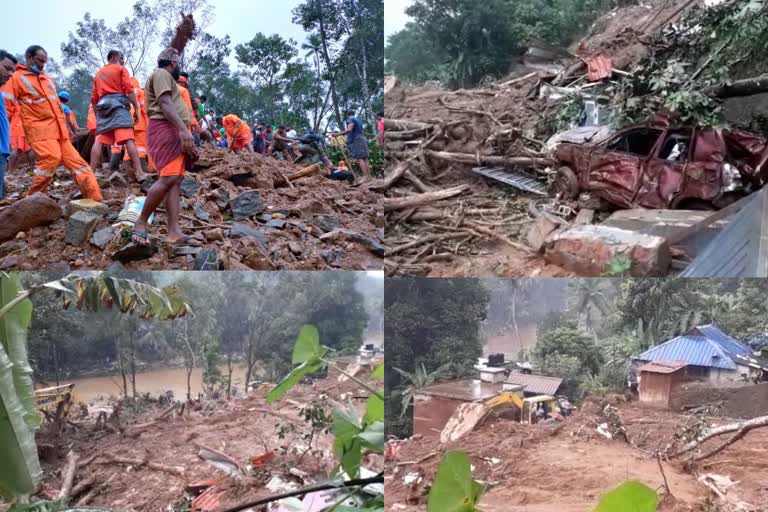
[634,324,766,386]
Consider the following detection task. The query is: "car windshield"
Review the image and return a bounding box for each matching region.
[605,128,663,157]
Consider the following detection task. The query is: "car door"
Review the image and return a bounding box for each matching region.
[587,127,663,208]
[635,128,691,208]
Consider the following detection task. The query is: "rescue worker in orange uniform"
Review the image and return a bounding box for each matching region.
[1,79,37,173]
[86,104,96,133]
[6,45,102,200]
[121,76,150,172]
[219,114,254,153]
[90,50,146,182]
[57,91,78,131]
[176,73,200,145]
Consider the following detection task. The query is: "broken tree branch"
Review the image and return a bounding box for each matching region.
[384,185,471,213]
[422,149,554,167]
[106,455,186,476]
[384,119,434,131]
[670,415,768,459]
[57,450,79,500]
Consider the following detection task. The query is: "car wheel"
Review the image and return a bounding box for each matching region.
[555,166,579,200]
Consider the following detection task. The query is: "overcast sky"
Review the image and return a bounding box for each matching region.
[385,0,413,41]
[0,0,309,73]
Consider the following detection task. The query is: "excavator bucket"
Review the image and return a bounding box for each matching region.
[440,402,490,444]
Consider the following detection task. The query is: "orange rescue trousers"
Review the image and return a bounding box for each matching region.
[30,139,103,201]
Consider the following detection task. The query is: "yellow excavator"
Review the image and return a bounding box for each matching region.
[34,383,75,425]
[440,390,562,443]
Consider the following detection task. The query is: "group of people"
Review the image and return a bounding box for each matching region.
[0,44,378,249]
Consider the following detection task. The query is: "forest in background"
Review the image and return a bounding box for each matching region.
[24,271,383,396]
[385,278,768,438]
[385,0,637,88]
[25,0,383,134]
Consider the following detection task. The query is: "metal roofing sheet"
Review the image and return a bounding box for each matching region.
[637,360,688,374]
[636,335,737,370]
[504,373,563,395]
[681,187,768,277]
[694,324,753,358]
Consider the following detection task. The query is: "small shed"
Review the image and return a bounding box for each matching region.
[504,372,563,397]
[413,379,502,437]
[638,360,688,408]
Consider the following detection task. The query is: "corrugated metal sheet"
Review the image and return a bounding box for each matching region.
[636,335,737,370]
[504,373,563,395]
[681,187,768,277]
[638,360,688,374]
[694,324,753,358]
[587,55,613,81]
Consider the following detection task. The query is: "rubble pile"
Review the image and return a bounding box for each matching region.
[34,379,382,511]
[0,146,383,271]
[385,403,768,511]
[384,0,768,278]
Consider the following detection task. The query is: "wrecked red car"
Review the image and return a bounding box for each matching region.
[553,119,768,209]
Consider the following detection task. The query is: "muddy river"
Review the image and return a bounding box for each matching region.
[62,364,249,402]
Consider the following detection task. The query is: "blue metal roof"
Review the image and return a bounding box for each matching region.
[693,324,753,358]
[636,334,737,370]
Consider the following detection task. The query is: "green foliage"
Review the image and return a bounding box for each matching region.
[427,450,484,512]
[201,336,222,396]
[593,481,657,512]
[604,256,632,277]
[266,325,383,508]
[393,363,451,417]
[385,279,489,438]
[386,0,638,88]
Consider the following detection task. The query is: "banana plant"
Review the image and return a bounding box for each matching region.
[0,272,192,507]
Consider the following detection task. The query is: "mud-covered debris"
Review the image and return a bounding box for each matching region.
[65,211,101,246]
[180,177,201,197]
[112,241,158,263]
[194,248,221,270]
[66,198,110,218]
[312,214,340,233]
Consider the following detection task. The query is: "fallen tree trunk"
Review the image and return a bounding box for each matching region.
[57,450,79,500]
[381,160,410,190]
[670,415,768,459]
[384,185,471,212]
[70,476,95,499]
[107,455,185,476]
[423,150,554,167]
[709,76,768,98]
[384,119,434,131]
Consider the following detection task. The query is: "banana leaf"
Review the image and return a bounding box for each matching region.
[0,275,41,429]
[0,339,42,500]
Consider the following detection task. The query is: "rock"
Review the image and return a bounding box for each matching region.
[194,203,210,222]
[373,211,385,227]
[112,241,158,263]
[312,214,340,233]
[15,232,25,240]
[90,227,116,249]
[0,255,19,269]
[231,191,266,220]
[544,225,670,277]
[319,229,384,257]
[265,219,286,229]
[256,213,273,222]
[244,252,275,270]
[299,199,331,215]
[105,261,128,275]
[65,211,101,246]
[574,208,595,225]
[527,215,563,253]
[172,246,202,258]
[66,198,109,218]
[320,248,345,267]
[212,188,230,210]
[204,228,225,242]
[229,223,268,245]
[225,258,252,270]
[288,242,302,255]
[0,193,62,242]
[272,212,287,220]
[180,177,201,197]
[46,262,72,272]
[0,240,26,259]
[194,248,221,270]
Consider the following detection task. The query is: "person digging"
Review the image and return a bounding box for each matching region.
[131,48,198,248]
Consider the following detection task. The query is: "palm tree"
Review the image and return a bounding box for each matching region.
[507,280,533,353]
[393,363,452,417]
[301,33,323,131]
[571,280,610,332]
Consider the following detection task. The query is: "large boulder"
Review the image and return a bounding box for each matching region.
[0,193,62,242]
[544,224,670,277]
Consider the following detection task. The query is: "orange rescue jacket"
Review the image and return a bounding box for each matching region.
[6,64,69,143]
[223,114,250,142]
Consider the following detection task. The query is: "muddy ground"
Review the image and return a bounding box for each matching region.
[383,0,715,277]
[385,398,768,511]
[25,373,382,511]
[1,146,383,271]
